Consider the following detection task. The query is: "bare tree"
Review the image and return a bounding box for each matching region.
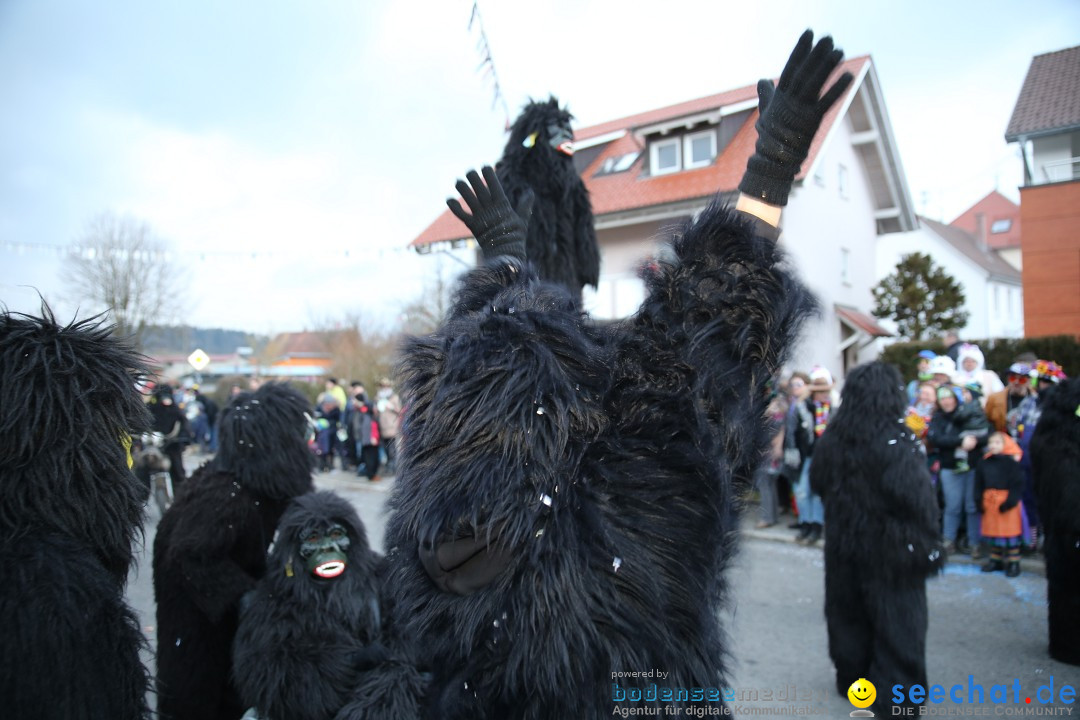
[304,309,398,388]
[62,213,186,349]
[398,253,461,335]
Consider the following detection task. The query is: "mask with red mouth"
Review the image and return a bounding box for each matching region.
[299,522,351,579]
[546,122,574,156]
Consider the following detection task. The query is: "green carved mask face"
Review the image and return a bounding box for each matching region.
[299,522,350,579]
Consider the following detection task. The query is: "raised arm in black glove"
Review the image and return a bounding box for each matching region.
[738,30,854,207]
[447,166,535,262]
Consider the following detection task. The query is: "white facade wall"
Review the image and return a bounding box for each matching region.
[875,226,1023,342]
[1032,134,1075,183]
[585,219,678,320]
[986,281,1024,339]
[781,116,882,376]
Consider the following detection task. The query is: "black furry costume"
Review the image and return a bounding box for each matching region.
[496,96,599,298]
[0,308,152,720]
[152,382,314,720]
[1029,377,1080,666]
[809,362,944,711]
[234,491,401,720]
[371,31,851,718]
[381,197,814,716]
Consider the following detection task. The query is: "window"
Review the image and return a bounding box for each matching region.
[683,130,716,169]
[991,219,1012,234]
[838,164,849,199]
[840,247,850,285]
[813,166,826,187]
[613,152,638,172]
[650,138,680,175]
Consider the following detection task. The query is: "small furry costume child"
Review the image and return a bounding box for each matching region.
[1029,376,1080,666]
[975,432,1024,576]
[381,31,851,718]
[152,382,315,720]
[496,95,599,298]
[0,307,153,720]
[809,361,944,713]
[233,491,402,720]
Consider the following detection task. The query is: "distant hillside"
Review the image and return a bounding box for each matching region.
[142,325,269,355]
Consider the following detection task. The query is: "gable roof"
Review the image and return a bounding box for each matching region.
[413,56,883,248]
[919,216,1022,283]
[949,190,1021,250]
[1005,44,1080,141]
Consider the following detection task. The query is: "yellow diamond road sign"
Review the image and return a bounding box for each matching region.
[188,349,210,371]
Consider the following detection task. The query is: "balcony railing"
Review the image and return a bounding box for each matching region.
[1039,156,1080,183]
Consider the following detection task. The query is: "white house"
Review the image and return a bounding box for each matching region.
[875,217,1024,342]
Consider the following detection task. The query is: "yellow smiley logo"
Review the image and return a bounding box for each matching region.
[847,678,876,709]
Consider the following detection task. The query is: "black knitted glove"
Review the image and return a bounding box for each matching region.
[447,166,534,261]
[738,30,854,206]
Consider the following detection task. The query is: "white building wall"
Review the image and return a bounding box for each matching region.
[781,116,882,377]
[1032,134,1075,183]
[876,226,997,341]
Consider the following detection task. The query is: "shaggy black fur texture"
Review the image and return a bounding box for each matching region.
[1029,377,1080,666]
[496,96,599,297]
[382,199,815,718]
[152,382,314,720]
[809,361,944,710]
[0,307,152,720]
[233,491,389,720]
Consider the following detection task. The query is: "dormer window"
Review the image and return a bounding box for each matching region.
[651,138,681,176]
[684,130,716,169]
[991,219,1012,233]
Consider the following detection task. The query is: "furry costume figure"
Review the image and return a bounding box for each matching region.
[376,32,852,718]
[496,96,599,298]
[1029,377,1080,666]
[152,383,315,720]
[809,362,944,711]
[0,307,152,720]
[384,196,814,720]
[234,491,403,720]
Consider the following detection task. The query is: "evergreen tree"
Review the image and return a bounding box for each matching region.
[872,252,969,341]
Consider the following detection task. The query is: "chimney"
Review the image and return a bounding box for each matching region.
[974,212,988,252]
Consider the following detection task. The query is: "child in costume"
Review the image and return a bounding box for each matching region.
[975,432,1024,576]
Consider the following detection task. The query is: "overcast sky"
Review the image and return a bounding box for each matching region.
[2,0,1078,336]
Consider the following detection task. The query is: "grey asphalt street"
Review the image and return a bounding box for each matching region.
[126,458,1077,716]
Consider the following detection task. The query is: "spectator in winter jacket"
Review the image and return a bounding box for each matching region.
[927,386,991,557]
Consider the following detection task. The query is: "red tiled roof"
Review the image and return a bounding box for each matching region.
[835,305,893,338]
[412,56,869,247]
[948,190,1021,250]
[1005,44,1080,141]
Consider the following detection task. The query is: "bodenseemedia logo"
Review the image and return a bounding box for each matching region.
[890,676,1075,716]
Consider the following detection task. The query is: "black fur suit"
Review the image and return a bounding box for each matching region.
[809,362,944,710]
[381,199,815,717]
[1029,377,1080,666]
[233,491,402,720]
[0,308,153,720]
[496,96,599,297]
[152,383,314,720]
